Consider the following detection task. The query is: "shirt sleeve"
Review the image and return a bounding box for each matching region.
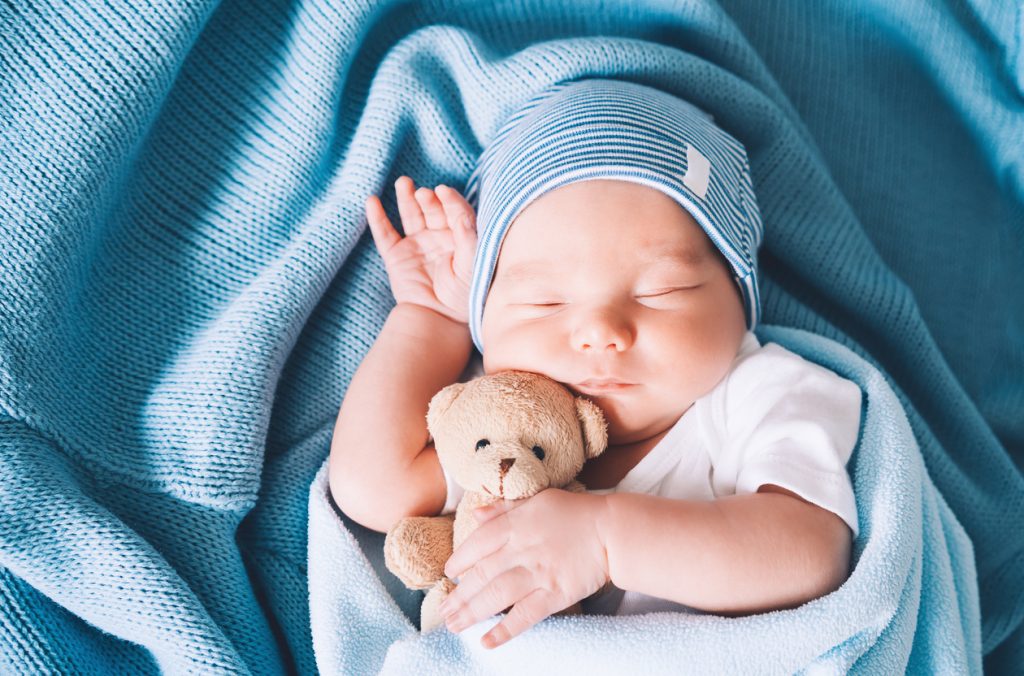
[439,461,465,516]
[709,342,862,537]
[434,351,483,515]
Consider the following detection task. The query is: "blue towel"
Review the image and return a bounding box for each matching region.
[1,1,1021,673]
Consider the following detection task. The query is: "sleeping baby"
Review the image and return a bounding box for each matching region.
[330,79,862,650]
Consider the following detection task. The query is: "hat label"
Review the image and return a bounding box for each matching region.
[683,145,710,199]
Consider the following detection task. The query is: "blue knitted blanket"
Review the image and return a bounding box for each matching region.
[1,1,1021,674]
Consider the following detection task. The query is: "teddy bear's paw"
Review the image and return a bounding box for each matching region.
[562,480,588,494]
[420,578,457,632]
[384,515,455,589]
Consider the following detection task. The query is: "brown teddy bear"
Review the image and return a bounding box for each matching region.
[383,370,609,632]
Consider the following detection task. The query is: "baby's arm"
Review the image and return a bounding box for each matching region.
[330,304,470,533]
[330,177,477,534]
[600,343,860,613]
[601,486,852,614]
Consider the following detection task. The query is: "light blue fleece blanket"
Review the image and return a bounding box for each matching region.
[308,327,978,674]
[1,0,1021,674]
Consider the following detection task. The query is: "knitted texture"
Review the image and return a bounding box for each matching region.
[1,0,1021,673]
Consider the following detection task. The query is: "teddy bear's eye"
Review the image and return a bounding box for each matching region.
[532,445,545,461]
[475,439,490,451]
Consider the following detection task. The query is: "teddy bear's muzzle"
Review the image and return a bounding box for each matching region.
[479,450,548,500]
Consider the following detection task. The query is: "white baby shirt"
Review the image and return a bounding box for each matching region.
[438,331,862,617]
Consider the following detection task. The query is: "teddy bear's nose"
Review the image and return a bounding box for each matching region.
[499,458,515,475]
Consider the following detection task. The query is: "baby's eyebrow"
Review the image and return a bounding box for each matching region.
[497,260,554,282]
[498,248,708,282]
[646,248,709,268]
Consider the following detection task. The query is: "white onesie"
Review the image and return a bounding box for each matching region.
[438,331,862,616]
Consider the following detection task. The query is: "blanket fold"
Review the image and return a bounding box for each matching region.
[1,0,1021,673]
[308,326,981,674]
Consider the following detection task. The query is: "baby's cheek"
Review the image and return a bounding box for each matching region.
[482,321,558,373]
[647,324,736,389]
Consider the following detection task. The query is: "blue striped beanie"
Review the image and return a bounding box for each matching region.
[464,78,763,353]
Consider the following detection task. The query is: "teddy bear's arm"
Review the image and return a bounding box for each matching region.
[384,514,456,589]
[562,479,588,494]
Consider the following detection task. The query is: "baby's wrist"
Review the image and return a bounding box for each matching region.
[594,493,615,586]
[393,301,462,324]
[391,302,472,343]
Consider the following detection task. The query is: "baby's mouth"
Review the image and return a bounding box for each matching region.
[573,380,636,396]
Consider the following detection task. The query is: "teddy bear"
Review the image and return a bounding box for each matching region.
[383,370,609,632]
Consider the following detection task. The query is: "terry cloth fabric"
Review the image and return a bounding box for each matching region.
[463,78,764,352]
[1,1,1022,674]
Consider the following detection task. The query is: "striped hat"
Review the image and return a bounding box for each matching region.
[464,78,763,353]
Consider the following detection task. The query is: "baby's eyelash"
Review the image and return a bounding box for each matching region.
[636,286,693,297]
[510,287,699,307]
[508,300,563,307]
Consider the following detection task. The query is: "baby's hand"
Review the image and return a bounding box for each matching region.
[365,176,478,324]
[438,489,612,649]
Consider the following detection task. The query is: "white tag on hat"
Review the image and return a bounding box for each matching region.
[683,145,711,199]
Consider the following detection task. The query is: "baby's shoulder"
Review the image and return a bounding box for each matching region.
[718,340,862,414]
[730,339,825,378]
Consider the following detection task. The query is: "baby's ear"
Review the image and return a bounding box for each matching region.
[575,397,608,459]
[426,382,468,435]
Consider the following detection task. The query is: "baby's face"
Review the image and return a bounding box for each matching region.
[480,179,747,446]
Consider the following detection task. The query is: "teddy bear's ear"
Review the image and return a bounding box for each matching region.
[426,382,468,436]
[575,396,608,459]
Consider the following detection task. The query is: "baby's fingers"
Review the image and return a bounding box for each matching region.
[414,187,449,231]
[435,185,477,231]
[481,589,552,649]
[395,176,427,235]
[365,195,400,255]
[436,185,478,281]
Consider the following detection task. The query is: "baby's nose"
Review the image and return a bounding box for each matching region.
[570,308,634,352]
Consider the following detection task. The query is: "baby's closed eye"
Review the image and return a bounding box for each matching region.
[509,286,702,307]
[505,289,565,308]
[634,284,703,308]
[511,300,566,317]
[635,285,701,297]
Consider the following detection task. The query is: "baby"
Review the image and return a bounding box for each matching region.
[330,79,862,650]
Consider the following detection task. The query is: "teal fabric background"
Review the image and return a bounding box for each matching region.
[1,0,1021,672]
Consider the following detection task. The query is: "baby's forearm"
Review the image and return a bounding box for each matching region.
[601,489,852,615]
[330,302,471,524]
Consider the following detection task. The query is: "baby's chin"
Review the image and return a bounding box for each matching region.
[601,406,685,448]
[606,427,660,448]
